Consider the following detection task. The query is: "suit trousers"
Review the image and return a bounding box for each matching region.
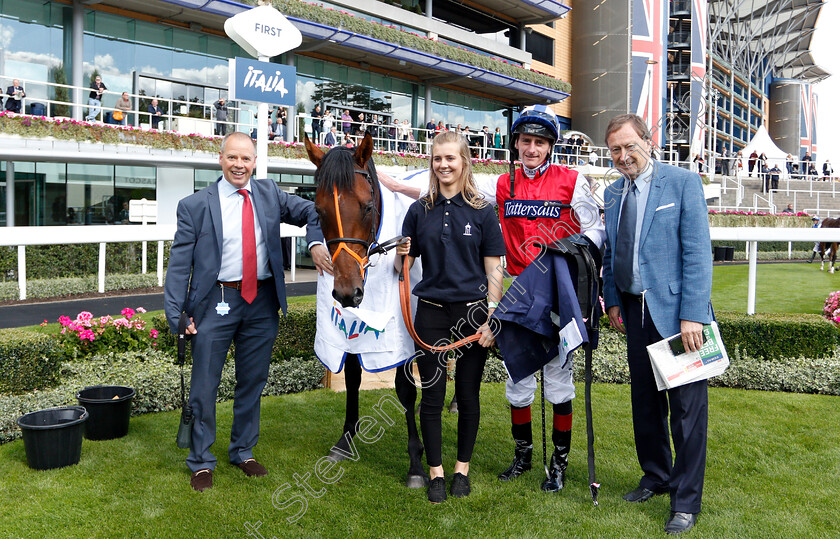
[186,281,280,472]
[622,293,708,514]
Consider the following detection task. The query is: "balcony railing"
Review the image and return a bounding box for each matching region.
[668,31,691,48]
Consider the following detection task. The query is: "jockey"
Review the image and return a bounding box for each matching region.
[495,105,605,492]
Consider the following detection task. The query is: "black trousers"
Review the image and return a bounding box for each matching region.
[414,299,488,467]
[622,293,708,514]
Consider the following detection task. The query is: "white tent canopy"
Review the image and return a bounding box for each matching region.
[737,125,791,178]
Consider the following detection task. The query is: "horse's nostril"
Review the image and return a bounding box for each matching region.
[353,288,364,306]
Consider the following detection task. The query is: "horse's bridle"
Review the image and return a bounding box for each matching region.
[325,167,379,280]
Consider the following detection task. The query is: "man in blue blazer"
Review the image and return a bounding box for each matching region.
[602,114,712,535]
[165,132,331,491]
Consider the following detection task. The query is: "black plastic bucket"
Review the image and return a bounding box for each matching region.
[713,246,727,261]
[724,246,735,261]
[76,386,135,440]
[16,406,88,470]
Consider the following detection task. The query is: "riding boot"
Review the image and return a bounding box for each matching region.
[498,439,533,481]
[540,429,571,492]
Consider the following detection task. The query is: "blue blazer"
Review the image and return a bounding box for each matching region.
[602,161,712,338]
[164,177,322,332]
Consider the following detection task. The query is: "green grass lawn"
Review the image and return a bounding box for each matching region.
[0,383,838,538]
[712,262,838,314]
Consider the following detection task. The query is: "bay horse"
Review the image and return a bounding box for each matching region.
[819,217,840,272]
[304,132,427,488]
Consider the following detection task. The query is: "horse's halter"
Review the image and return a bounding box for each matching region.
[324,167,379,280]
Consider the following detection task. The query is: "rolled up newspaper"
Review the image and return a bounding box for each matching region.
[646,321,729,391]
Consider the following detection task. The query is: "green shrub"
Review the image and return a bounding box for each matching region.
[0,330,62,394]
[0,350,324,443]
[717,311,839,360]
[0,273,161,302]
[0,243,168,281]
[274,306,318,361]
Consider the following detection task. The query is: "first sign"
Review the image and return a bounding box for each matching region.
[224,4,302,59]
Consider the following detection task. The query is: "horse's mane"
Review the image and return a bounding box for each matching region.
[315,146,379,195]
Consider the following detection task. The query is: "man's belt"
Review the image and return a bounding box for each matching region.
[217,278,272,290]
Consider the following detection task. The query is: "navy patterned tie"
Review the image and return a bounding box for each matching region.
[614,182,637,293]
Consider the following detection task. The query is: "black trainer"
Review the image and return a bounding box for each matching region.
[450,473,471,498]
[427,476,447,503]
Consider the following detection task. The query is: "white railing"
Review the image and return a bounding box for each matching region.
[0,224,307,300]
[710,227,840,314]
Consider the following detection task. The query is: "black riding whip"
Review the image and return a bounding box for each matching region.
[176,312,194,449]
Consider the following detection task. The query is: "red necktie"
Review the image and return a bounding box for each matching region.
[237,189,257,303]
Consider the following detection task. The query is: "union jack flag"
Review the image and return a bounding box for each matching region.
[689,0,707,159]
[631,0,667,141]
[800,84,818,157]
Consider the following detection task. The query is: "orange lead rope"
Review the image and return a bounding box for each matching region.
[399,255,483,352]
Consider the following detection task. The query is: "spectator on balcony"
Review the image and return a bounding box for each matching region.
[213,98,228,136]
[399,119,411,152]
[435,121,445,136]
[808,163,819,180]
[823,160,833,181]
[341,109,352,135]
[4,79,25,113]
[321,108,333,137]
[802,151,813,176]
[324,126,338,147]
[148,99,163,130]
[769,165,781,191]
[114,92,131,125]
[311,104,323,144]
[270,116,284,140]
[389,118,399,151]
[494,126,503,160]
[786,154,794,175]
[748,150,758,177]
[86,75,107,122]
[781,203,794,214]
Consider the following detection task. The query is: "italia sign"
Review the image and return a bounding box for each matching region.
[228,57,295,107]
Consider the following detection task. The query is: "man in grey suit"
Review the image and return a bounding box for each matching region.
[164,132,331,491]
[602,114,712,535]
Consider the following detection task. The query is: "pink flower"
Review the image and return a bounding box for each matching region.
[77,311,93,322]
[58,315,72,326]
[78,329,95,341]
[41,319,48,326]
[150,329,159,339]
[121,307,136,319]
[136,307,147,313]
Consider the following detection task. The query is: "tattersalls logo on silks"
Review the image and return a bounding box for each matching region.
[504,199,565,219]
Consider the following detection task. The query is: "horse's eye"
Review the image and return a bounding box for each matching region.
[363,203,374,215]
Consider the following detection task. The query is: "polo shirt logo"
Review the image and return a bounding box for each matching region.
[464,223,472,236]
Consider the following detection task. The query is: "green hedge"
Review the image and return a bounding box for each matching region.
[0,243,169,281]
[0,350,324,444]
[0,273,161,302]
[152,308,317,363]
[716,311,838,360]
[0,330,63,394]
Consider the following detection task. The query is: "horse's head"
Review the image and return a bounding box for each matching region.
[305,133,380,308]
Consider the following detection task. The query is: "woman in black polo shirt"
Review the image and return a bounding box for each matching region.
[395,130,506,503]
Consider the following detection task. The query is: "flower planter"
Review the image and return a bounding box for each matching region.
[16,406,88,470]
[76,385,136,440]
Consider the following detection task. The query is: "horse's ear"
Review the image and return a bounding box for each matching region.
[354,132,374,169]
[303,133,324,168]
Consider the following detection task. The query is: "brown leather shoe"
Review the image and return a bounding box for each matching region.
[235,458,268,477]
[190,469,213,491]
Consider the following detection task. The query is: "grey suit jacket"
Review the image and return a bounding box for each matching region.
[164,177,322,332]
[602,161,712,337]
